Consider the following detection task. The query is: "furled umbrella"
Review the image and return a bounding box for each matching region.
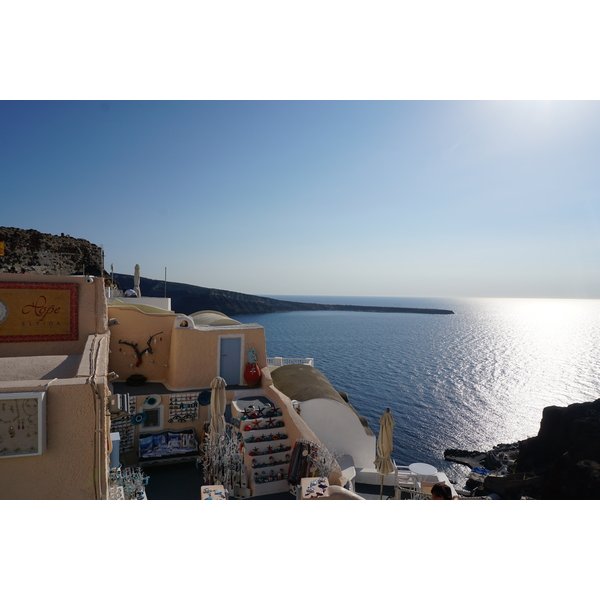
[209,376,227,444]
[374,407,395,499]
[133,264,141,298]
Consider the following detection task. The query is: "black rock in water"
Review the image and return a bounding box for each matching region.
[446,398,600,499]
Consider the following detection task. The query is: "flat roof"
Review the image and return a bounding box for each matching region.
[0,354,81,381]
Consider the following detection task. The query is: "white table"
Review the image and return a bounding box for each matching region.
[408,463,438,481]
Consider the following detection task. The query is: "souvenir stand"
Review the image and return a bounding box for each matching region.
[288,438,341,498]
[110,392,205,466]
[234,401,291,496]
[199,422,246,498]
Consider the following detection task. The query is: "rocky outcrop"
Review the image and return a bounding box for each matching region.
[446,399,600,499]
[0,227,104,276]
[517,398,600,499]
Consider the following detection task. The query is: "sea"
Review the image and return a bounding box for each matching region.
[236,296,600,487]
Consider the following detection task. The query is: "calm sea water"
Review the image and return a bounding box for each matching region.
[236,296,600,484]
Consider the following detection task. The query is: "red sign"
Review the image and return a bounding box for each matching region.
[0,282,78,342]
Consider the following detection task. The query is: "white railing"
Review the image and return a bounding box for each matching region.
[267,357,315,368]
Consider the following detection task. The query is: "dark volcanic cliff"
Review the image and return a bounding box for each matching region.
[0,226,103,276]
[111,273,454,317]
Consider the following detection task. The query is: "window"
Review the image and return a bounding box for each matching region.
[140,405,164,432]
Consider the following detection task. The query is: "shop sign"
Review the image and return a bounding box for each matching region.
[0,282,78,342]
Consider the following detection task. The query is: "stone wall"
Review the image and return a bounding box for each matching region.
[0,227,104,276]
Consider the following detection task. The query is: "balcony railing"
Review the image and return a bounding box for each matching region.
[266,357,314,368]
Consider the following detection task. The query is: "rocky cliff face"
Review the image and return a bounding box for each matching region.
[0,227,104,276]
[517,398,600,499]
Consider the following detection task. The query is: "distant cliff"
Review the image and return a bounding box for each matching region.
[0,227,104,276]
[0,227,453,316]
[112,273,454,317]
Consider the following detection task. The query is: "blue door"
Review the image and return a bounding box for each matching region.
[219,337,241,385]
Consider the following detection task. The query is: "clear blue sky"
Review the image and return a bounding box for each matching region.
[2,100,600,299]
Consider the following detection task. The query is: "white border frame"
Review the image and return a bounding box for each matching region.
[0,391,47,458]
[139,405,165,432]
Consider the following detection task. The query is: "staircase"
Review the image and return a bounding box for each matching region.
[238,403,292,497]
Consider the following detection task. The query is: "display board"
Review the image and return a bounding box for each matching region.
[0,391,47,458]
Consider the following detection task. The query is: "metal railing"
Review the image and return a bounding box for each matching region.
[266,357,315,368]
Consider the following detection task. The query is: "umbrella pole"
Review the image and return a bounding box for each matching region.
[380,475,384,500]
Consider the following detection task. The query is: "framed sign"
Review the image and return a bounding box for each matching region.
[0,282,78,342]
[0,391,47,458]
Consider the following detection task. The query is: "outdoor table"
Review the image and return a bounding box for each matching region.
[301,477,330,499]
[408,463,438,481]
[201,485,226,500]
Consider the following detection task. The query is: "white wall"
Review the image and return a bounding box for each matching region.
[298,398,376,470]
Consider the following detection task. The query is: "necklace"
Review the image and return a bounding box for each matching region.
[0,401,20,424]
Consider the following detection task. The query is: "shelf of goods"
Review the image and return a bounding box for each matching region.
[240,407,291,497]
[138,428,199,466]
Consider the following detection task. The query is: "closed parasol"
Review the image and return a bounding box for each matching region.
[209,376,227,443]
[374,407,395,499]
[134,264,141,298]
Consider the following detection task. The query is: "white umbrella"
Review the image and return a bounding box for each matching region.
[374,407,395,499]
[209,376,227,444]
[133,264,141,298]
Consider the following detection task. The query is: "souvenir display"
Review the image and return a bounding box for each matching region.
[108,466,148,500]
[0,392,45,458]
[130,412,147,426]
[143,395,161,407]
[201,486,227,500]
[110,396,137,452]
[168,394,199,423]
[303,477,329,498]
[244,432,289,443]
[288,439,341,485]
[199,422,244,494]
[247,444,291,456]
[240,406,281,420]
[254,468,287,484]
[117,331,163,367]
[138,428,197,460]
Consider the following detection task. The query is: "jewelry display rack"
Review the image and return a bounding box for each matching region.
[0,391,46,458]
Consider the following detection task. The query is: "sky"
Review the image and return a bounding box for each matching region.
[2,3,600,300]
[2,99,600,299]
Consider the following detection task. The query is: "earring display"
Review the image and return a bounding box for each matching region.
[110,396,137,453]
[168,394,198,423]
[0,392,46,458]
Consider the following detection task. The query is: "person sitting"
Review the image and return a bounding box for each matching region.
[431,483,453,500]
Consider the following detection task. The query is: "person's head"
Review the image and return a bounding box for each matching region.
[431,483,453,500]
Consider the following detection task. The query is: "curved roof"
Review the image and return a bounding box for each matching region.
[109,299,173,314]
[271,364,374,435]
[190,310,241,327]
[271,364,345,403]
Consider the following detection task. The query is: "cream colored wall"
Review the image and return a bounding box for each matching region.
[107,305,175,383]
[108,303,267,390]
[0,379,108,500]
[168,325,266,390]
[0,274,108,358]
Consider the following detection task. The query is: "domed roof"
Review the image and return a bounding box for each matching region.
[190,310,241,327]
